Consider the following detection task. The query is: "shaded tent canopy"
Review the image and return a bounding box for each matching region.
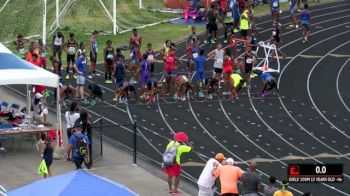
[0,43,58,88]
[7,170,139,196]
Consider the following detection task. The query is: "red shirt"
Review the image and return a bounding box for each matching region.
[223,56,232,73]
[165,56,177,72]
[26,51,41,67]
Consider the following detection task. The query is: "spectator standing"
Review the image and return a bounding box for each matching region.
[38,38,48,69]
[40,135,54,178]
[197,153,226,196]
[64,33,78,79]
[66,124,90,169]
[240,162,263,196]
[273,180,293,196]
[73,52,87,101]
[213,158,244,196]
[264,176,279,196]
[64,102,80,139]
[74,111,93,168]
[163,138,192,195]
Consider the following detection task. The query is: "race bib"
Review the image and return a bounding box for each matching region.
[107,54,113,59]
[246,58,253,64]
[41,52,46,58]
[273,2,278,7]
[227,12,232,17]
[147,55,154,61]
[68,47,76,54]
[216,58,223,64]
[272,31,277,36]
[192,53,199,59]
[19,48,25,54]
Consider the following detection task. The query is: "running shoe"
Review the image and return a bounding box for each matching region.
[132,80,139,84]
[88,74,93,79]
[106,80,113,84]
[95,73,101,76]
[204,40,208,44]
[222,91,230,95]
[210,39,216,44]
[288,24,295,28]
[297,9,301,13]
[295,24,299,28]
[91,99,96,106]
[224,40,228,44]
[113,97,118,101]
[233,28,239,33]
[207,94,213,100]
[105,80,109,84]
[198,91,205,98]
[65,75,70,79]
[83,98,89,105]
[139,95,144,100]
[73,75,77,79]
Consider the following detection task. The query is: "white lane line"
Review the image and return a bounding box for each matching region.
[250,32,350,195]
[336,58,350,112]
[307,41,350,139]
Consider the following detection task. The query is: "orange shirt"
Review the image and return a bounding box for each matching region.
[213,165,244,194]
[273,190,293,196]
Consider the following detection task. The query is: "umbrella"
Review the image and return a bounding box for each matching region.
[174,131,189,142]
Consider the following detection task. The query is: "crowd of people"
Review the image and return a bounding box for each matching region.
[13,0,314,107]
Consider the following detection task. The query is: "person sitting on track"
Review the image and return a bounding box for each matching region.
[204,77,219,100]
[115,82,138,104]
[174,75,194,101]
[260,72,279,97]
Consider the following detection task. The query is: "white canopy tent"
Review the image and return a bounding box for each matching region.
[0,42,63,147]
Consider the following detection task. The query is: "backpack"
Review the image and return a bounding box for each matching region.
[162,141,178,167]
[75,135,88,157]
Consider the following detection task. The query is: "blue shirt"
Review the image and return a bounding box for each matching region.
[195,56,206,72]
[301,10,310,23]
[261,72,273,81]
[271,0,279,8]
[115,53,125,63]
[75,57,87,76]
[141,60,150,73]
[115,63,125,81]
[69,133,90,158]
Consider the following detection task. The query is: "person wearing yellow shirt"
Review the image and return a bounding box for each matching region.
[273,180,294,196]
[164,140,192,195]
[240,8,249,41]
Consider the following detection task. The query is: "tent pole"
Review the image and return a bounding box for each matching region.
[26,85,30,115]
[42,0,47,45]
[56,84,62,147]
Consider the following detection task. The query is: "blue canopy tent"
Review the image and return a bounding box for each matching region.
[7,170,139,196]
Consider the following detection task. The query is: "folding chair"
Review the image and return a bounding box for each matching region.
[9,103,20,113]
[0,102,9,112]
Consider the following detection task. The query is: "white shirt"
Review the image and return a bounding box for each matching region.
[54,36,63,46]
[197,158,220,188]
[65,112,80,128]
[213,49,224,69]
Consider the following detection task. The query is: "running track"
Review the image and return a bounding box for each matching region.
[8,1,350,195]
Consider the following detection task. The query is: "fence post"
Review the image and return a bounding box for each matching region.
[133,121,137,165]
[99,117,103,157]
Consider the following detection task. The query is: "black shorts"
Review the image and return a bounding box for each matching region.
[105,58,113,66]
[245,64,253,73]
[241,29,248,37]
[214,68,223,73]
[90,51,97,63]
[207,23,218,33]
[67,54,75,63]
[268,80,277,88]
[274,36,280,43]
[225,22,234,27]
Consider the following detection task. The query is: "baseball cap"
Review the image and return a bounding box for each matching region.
[226,158,234,165]
[215,153,225,160]
[35,92,43,99]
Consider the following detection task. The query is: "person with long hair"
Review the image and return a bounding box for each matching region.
[64,102,80,140]
[40,135,54,178]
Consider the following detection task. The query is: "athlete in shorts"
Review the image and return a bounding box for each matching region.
[243,47,258,90]
[270,23,286,59]
[14,34,29,59]
[260,72,279,97]
[146,78,163,103]
[52,31,64,63]
[165,50,182,96]
[270,0,280,24]
[187,38,201,77]
[207,42,224,79]
[103,40,115,84]
[204,77,219,100]
[222,48,233,96]
[89,30,99,78]
[223,9,234,44]
[205,4,220,44]
[114,48,126,101]
[64,33,78,79]
[144,43,156,77]
[289,0,299,29]
[140,54,151,99]
[38,38,48,69]
[231,73,245,99]
[129,45,141,84]
[300,3,312,43]
[187,26,199,49]
[194,49,206,98]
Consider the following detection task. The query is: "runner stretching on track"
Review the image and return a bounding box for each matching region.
[260,72,279,97]
[204,77,219,100]
[174,75,194,101]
